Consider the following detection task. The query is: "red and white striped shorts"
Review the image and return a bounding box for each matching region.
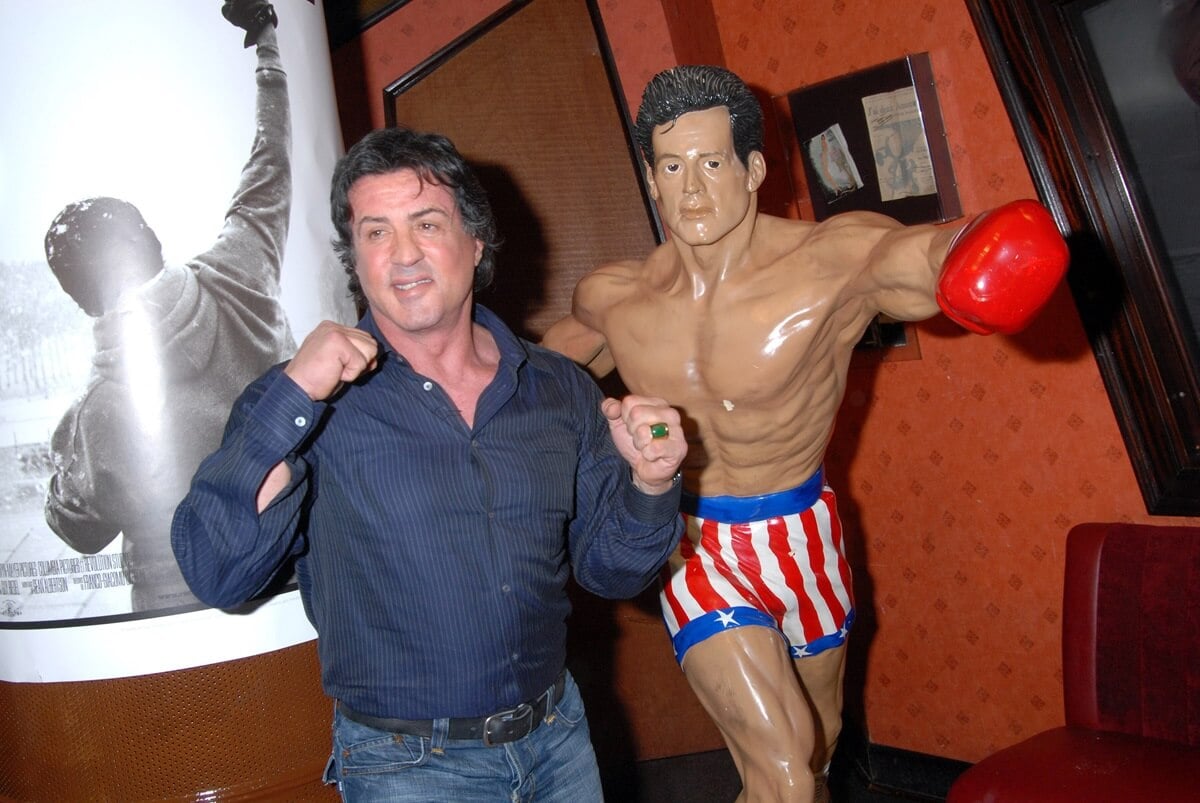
[659,471,855,664]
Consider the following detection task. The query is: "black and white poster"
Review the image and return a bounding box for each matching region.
[0,1,353,681]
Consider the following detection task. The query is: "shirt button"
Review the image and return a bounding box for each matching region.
[502,584,511,593]
[422,381,433,391]
[294,416,306,427]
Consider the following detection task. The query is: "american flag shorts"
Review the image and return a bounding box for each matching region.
[659,469,855,663]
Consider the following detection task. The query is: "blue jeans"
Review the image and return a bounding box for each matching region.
[323,671,603,802]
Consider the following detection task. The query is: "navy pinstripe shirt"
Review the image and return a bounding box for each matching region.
[172,305,683,719]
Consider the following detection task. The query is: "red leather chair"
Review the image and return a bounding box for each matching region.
[948,522,1200,802]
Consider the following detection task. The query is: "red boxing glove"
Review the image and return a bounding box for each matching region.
[936,200,1069,335]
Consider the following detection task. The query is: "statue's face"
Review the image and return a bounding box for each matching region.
[646,106,762,247]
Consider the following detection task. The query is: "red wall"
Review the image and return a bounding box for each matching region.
[330,0,1200,765]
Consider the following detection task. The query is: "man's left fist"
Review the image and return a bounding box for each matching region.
[937,199,1069,335]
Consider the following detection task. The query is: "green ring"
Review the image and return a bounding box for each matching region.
[650,422,669,439]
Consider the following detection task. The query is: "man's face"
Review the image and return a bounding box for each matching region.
[646,106,764,247]
[348,169,483,342]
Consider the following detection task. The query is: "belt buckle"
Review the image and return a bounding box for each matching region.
[482,702,534,747]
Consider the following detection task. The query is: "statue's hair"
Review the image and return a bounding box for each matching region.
[634,65,763,168]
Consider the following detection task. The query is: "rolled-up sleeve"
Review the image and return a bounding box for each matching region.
[170,367,322,609]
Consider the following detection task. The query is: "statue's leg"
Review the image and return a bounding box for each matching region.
[793,644,847,803]
[682,625,816,803]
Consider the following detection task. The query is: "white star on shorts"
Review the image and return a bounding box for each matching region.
[716,609,739,628]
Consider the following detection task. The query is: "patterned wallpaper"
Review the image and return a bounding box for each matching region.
[332,0,1200,765]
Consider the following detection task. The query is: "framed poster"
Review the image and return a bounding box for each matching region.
[785,53,961,224]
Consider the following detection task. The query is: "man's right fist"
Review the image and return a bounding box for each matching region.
[222,0,278,48]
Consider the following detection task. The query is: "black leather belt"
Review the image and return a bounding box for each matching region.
[337,670,567,747]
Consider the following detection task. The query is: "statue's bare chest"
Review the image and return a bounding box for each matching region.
[605,288,834,405]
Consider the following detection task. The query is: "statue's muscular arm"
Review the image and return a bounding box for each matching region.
[810,210,961,323]
[541,259,643,378]
[541,313,614,376]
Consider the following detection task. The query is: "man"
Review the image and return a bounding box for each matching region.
[43,0,294,612]
[543,65,1068,802]
[170,126,688,802]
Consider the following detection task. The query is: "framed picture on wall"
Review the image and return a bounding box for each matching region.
[785,53,961,224]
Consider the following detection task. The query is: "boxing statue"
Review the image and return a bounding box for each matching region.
[543,65,1068,802]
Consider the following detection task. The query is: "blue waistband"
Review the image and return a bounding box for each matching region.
[680,468,825,522]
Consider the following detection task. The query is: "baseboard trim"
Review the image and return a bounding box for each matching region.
[836,719,971,801]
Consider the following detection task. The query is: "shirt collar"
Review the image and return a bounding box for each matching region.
[357,303,530,371]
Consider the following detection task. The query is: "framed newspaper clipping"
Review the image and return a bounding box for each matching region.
[784,53,961,224]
